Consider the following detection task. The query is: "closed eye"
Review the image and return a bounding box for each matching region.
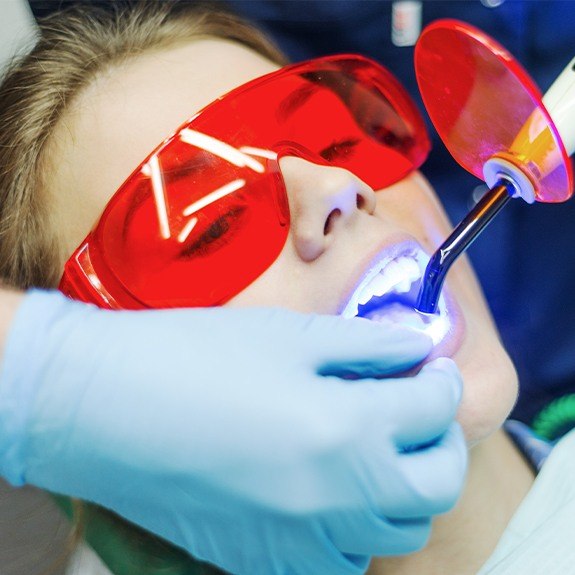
[319,138,360,162]
[178,205,245,258]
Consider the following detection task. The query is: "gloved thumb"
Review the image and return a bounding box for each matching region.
[296,313,433,377]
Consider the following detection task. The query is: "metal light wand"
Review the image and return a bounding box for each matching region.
[415,180,514,314]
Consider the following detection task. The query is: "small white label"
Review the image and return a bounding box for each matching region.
[392,1,422,47]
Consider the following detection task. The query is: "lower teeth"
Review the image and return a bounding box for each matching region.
[364,302,431,330]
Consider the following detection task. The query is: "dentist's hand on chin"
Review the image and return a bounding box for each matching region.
[0,289,467,575]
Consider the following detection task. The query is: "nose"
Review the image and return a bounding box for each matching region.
[279,156,377,261]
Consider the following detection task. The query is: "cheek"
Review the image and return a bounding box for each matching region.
[458,345,518,444]
[226,248,316,312]
[375,176,453,253]
[225,240,345,315]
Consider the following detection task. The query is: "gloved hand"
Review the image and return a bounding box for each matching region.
[0,290,467,575]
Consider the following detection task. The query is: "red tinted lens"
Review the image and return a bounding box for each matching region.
[415,19,573,202]
[231,56,431,188]
[81,148,288,308]
[60,56,430,309]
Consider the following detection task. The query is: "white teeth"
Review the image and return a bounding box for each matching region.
[393,258,420,293]
[358,273,393,303]
[394,277,412,293]
[403,257,421,281]
[357,289,374,305]
[358,256,421,304]
[382,259,404,283]
[342,252,428,319]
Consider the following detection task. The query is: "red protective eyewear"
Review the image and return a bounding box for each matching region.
[59,55,430,309]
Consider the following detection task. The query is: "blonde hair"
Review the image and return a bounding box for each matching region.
[0,0,286,289]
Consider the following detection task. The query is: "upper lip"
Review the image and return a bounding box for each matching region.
[339,236,428,318]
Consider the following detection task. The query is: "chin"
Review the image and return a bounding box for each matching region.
[456,344,519,445]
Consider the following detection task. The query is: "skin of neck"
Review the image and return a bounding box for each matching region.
[367,428,535,575]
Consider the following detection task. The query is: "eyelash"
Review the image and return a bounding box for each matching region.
[178,205,245,259]
[319,138,360,162]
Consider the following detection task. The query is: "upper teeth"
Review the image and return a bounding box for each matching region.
[342,254,424,318]
[357,257,420,304]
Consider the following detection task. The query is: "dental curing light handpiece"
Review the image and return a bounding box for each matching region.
[415,180,514,314]
[415,55,575,315]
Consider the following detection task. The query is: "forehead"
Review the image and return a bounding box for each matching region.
[48,38,279,257]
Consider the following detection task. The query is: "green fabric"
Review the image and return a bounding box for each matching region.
[532,393,575,441]
[53,495,224,575]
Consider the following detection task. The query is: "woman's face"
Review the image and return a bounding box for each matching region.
[48,38,517,444]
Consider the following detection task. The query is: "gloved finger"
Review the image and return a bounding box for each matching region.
[285,540,368,575]
[384,423,468,519]
[346,357,462,448]
[301,315,433,377]
[371,517,431,556]
[389,357,462,448]
[256,519,369,575]
[326,508,431,557]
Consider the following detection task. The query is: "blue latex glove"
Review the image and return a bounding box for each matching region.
[0,290,467,575]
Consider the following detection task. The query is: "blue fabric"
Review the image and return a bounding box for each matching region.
[504,420,553,473]
[225,0,575,426]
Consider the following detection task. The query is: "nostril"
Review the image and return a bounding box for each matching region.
[324,208,341,235]
[358,186,377,215]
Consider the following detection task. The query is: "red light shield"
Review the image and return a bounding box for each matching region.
[415,19,573,202]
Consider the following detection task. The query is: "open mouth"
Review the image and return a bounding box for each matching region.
[341,249,451,345]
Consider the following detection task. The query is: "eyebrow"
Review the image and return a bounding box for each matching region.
[276,83,318,123]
